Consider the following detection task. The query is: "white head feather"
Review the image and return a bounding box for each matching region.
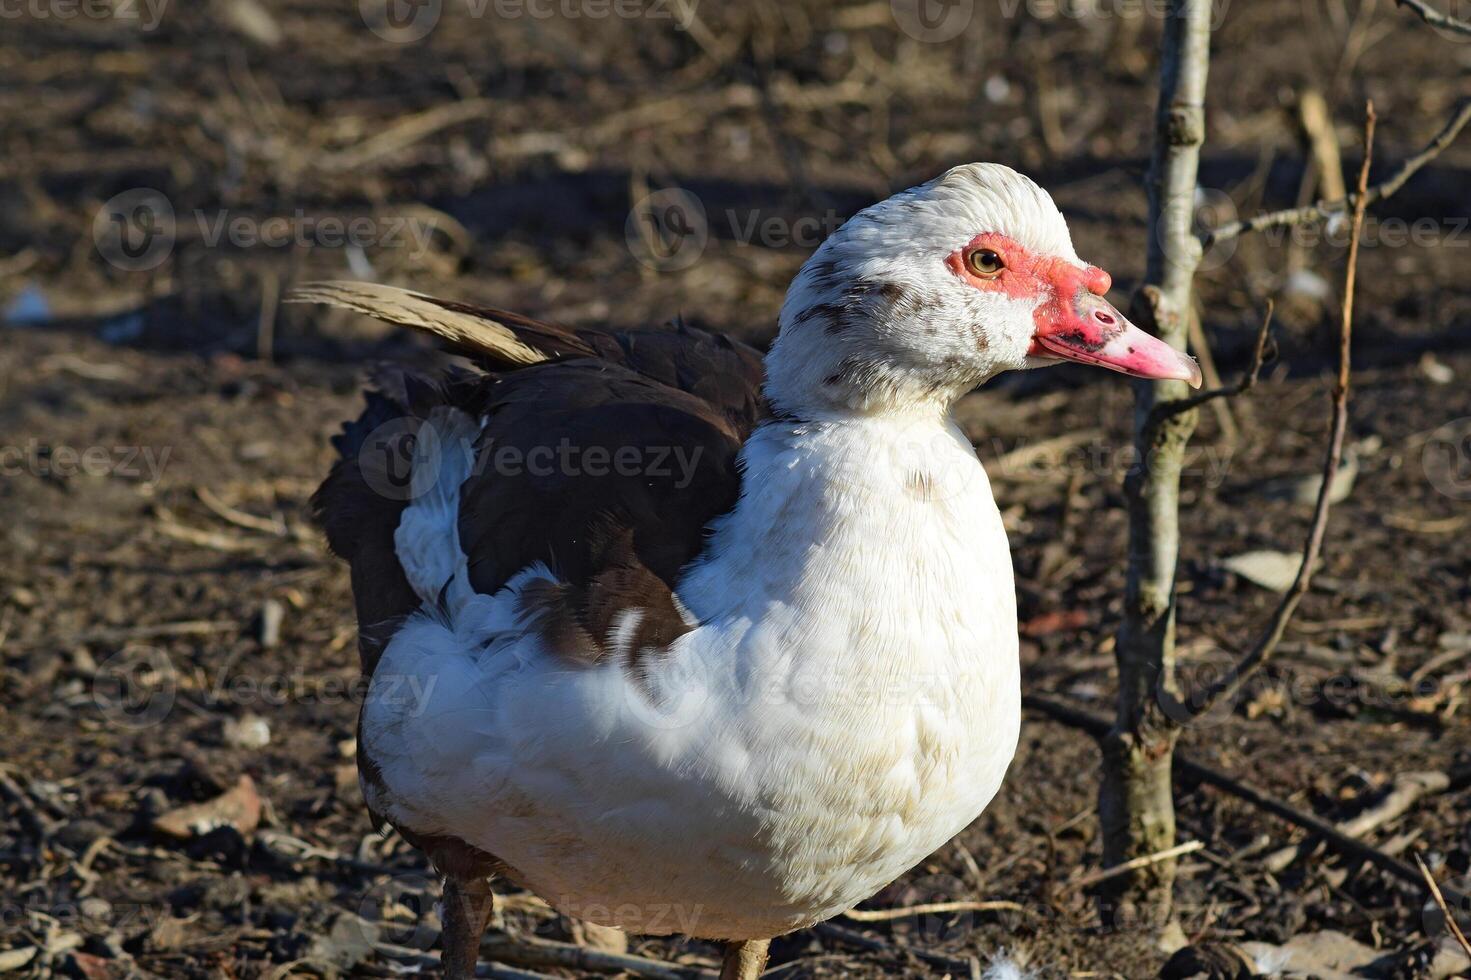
[765,162,1087,420]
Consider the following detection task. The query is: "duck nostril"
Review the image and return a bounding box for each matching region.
[1094,310,1116,326]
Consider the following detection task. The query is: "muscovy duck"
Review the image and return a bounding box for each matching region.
[298,162,1200,979]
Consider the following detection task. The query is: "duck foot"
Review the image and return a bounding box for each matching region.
[719,938,771,980]
[441,875,494,980]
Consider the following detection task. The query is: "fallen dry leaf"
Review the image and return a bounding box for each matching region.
[153,774,262,839]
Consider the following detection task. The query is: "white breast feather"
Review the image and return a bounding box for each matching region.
[362,413,1021,940]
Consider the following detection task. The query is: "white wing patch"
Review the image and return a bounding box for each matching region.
[392,407,483,616]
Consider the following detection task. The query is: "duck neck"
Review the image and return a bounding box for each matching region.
[678,410,1010,628]
[762,341,980,426]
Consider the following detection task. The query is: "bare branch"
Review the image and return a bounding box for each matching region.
[1177,754,1470,909]
[1209,98,1470,243]
[1146,300,1274,431]
[1024,694,1471,909]
[1185,103,1376,723]
[1394,0,1471,37]
[1100,0,1216,912]
[1262,771,1449,872]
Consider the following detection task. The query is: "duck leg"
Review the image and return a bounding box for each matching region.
[719,938,771,980]
[440,874,494,980]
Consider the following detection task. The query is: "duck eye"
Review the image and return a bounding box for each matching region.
[967,248,1005,278]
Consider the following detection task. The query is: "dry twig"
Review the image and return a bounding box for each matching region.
[372,942,558,980]
[1209,99,1470,243]
[1185,304,1239,443]
[841,900,1028,922]
[154,507,267,553]
[1298,89,1347,203]
[1394,0,1471,36]
[480,934,702,980]
[0,768,59,839]
[197,486,288,537]
[15,619,235,650]
[1024,693,1471,907]
[317,99,494,173]
[1065,841,1206,892]
[1182,104,1375,723]
[1147,301,1274,431]
[1415,853,1471,962]
[1262,772,1450,872]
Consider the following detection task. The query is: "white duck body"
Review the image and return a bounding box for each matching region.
[340,163,1199,949]
[361,408,1020,941]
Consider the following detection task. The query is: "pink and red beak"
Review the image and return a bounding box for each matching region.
[1029,265,1202,387]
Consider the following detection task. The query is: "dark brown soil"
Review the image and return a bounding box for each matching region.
[2,2,1469,978]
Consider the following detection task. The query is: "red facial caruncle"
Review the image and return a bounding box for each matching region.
[945,232,1202,387]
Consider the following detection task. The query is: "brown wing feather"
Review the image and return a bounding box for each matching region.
[311,291,768,671]
[458,360,751,660]
[310,291,765,873]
